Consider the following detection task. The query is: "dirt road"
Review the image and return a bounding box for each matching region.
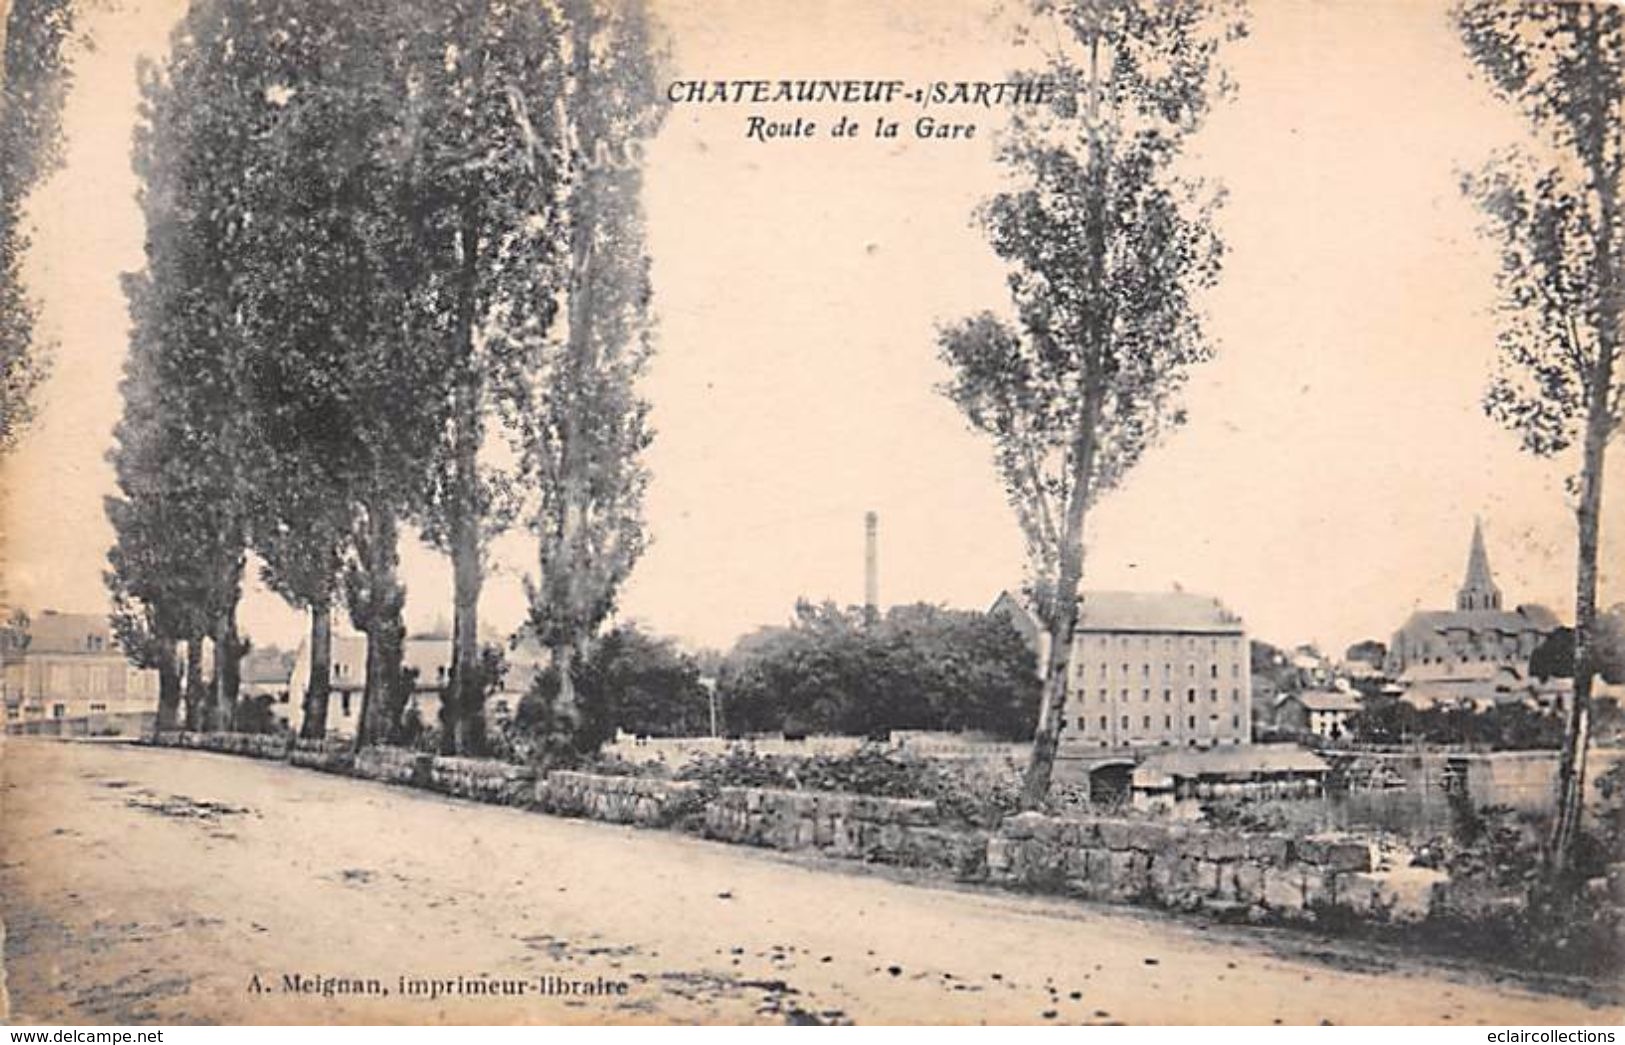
[1,738,1618,1025]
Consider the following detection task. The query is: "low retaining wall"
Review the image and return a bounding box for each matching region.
[289,738,354,774]
[153,730,291,760]
[537,770,703,827]
[703,786,986,876]
[431,756,535,805]
[354,746,431,787]
[987,811,1439,924]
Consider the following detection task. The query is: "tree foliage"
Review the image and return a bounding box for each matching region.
[0,0,80,453]
[937,0,1245,804]
[717,601,1042,741]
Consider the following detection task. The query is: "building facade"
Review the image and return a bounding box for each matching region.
[284,630,548,737]
[993,590,1252,752]
[2,609,160,726]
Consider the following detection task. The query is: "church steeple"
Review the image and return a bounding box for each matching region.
[1457,517,1503,612]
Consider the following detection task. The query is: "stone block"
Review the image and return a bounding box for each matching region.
[1245,835,1294,866]
[1299,836,1373,873]
[986,836,1014,876]
[1097,820,1135,851]
[1231,861,1265,905]
[1262,868,1305,913]
[1202,831,1248,862]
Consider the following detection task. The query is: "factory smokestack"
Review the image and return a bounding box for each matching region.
[864,511,879,620]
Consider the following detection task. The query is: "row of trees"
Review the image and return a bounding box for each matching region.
[103,0,666,755]
[936,0,1619,881]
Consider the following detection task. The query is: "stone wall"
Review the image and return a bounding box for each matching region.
[987,811,1438,924]
[537,770,704,827]
[353,746,431,787]
[430,756,535,805]
[702,786,986,876]
[152,730,291,760]
[289,738,355,774]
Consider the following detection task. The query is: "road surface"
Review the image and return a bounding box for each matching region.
[1,738,1619,1025]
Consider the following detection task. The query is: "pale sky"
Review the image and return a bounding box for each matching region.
[2,0,1621,657]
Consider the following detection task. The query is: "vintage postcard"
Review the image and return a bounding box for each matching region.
[1,0,1622,1028]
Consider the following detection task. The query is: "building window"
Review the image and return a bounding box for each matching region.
[1164,715,1171,729]
[1187,688,1196,703]
[1210,664,1218,679]
[1232,714,1240,729]
[1142,689,1150,702]
[1141,664,1150,678]
[1232,663,1240,678]
[1099,715,1107,730]
[1098,688,1107,702]
[1078,716,1086,730]
[1163,689,1171,702]
[89,702,107,713]
[1187,715,1196,729]
[52,704,66,719]
[1120,715,1129,730]
[1231,688,1240,701]
[1210,688,1218,702]
[1099,663,1107,678]
[1142,715,1151,729]
[1120,689,1129,702]
[1187,662,1196,677]
[341,693,353,717]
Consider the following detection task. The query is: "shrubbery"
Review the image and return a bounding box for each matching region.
[672,745,1025,828]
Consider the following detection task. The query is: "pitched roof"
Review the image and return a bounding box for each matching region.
[1075,590,1244,634]
[1282,689,1362,713]
[14,610,114,656]
[1396,605,1559,636]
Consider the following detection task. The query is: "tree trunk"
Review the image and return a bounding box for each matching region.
[1021,388,1103,809]
[552,639,581,743]
[212,604,241,732]
[449,505,484,755]
[1021,27,1112,811]
[181,636,204,731]
[443,7,491,759]
[300,599,332,740]
[1550,13,1620,877]
[357,503,405,748]
[154,641,181,733]
[1549,392,1610,876]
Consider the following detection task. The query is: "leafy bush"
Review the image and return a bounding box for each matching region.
[675,745,1024,828]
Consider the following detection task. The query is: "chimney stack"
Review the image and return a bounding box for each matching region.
[864,511,879,617]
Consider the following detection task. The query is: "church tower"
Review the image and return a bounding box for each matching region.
[1456,518,1503,612]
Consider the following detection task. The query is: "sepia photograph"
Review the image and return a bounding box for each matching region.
[0,0,1622,1029]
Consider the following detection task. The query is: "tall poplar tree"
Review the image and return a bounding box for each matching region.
[114,1,260,732]
[1457,1,1624,875]
[407,0,567,755]
[0,0,76,454]
[936,0,1246,807]
[520,0,665,743]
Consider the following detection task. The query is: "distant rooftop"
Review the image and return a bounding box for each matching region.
[992,588,1245,636]
[1074,590,1244,635]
